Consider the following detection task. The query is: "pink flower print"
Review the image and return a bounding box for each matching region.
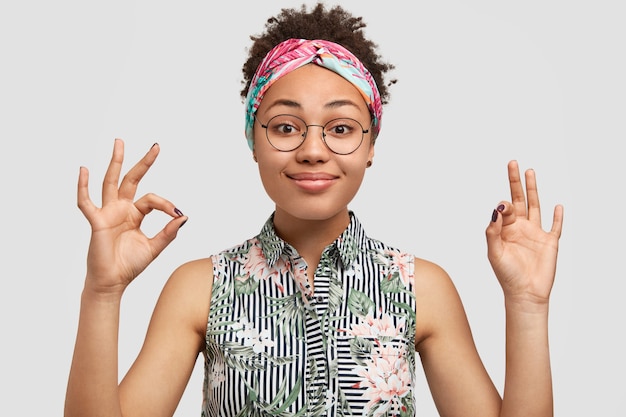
[240,244,292,294]
[377,250,414,287]
[353,344,412,416]
[348,309,405,338]
[242,244,275,281]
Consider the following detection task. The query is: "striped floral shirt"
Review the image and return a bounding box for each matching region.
[203,212,417,417]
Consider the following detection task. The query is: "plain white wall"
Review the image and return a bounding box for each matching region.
[0,0,624,415]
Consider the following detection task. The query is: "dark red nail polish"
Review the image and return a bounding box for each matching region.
[491,209,498,222]
[497,204,505,212]
[174,208,183,217]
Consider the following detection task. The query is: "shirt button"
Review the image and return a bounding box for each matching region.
[316,296,324,303]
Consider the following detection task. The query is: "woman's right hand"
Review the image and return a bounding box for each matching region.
[77,139,187,295]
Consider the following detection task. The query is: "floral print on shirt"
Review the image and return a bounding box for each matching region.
[203,212,416,417]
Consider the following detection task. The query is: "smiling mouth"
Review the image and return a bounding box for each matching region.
[287,173,338,192]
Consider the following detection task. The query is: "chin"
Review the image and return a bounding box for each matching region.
[275,201,351,223]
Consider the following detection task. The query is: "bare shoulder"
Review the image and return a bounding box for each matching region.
[155,257,215,335]
[413,257,469,348]
[169,257,214,283]
[413,257,457,298]
[161,257,214,303]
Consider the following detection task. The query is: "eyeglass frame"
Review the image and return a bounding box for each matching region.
[254,113,373,155]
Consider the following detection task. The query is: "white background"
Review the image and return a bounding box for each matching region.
[1,0,624,415]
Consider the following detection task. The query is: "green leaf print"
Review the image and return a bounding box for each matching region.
[265,353,298,367]
[349,337,374,367]
[400,395,416,417]
[380,270,406,293]
[327,275,344,313]
[208,274,236,336]
[237,375,306,417]
[309,357,319,380]
[224,247,251,263]
[223,341,265,371]
[387,295,417,322]
[337,387,354,417]
[266,293,314,339]
[234,273,259,295]
[347,289,375,318]
[266,374,302,414]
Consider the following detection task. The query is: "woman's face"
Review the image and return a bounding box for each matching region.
[253,64,375,224]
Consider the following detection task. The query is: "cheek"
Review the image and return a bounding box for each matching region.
[256,165,279,204]
[347,144,373,173]
[255,155,287,195]
[338,159,369,192]
[256,158,276,181]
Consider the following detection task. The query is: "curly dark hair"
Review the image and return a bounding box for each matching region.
[240,2,396,104]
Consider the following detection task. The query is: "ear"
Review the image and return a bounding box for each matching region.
[367,143,375,163]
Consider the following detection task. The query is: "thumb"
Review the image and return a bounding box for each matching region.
[485,203,505,262]
[149,215,188,258]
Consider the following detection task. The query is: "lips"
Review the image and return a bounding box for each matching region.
[287,172,338,192]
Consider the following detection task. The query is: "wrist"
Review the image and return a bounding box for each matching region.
[81,279,126,304]
[504,294,550,316]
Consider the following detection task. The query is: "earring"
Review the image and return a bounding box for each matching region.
[366,160,372,168]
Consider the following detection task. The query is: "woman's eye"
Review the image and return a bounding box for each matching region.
[328,123,353,136]
[333,125,348,134]
[277,124,295,134]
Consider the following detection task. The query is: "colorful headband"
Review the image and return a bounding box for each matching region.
[244,38,383,150]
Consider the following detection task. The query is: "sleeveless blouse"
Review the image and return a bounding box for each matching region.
[203,212,417,417]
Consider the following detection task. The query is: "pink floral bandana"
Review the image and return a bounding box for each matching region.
[244,38,383,150]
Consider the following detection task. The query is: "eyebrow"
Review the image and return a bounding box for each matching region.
[263,98,362,113]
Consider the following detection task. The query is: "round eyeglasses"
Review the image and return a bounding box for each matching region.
[255,114,371,155]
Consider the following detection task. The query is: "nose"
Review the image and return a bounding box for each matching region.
[297,124,330,163]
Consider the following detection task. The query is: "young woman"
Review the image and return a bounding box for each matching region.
[64,3,563,417]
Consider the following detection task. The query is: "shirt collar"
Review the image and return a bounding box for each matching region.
[257,211,368,268]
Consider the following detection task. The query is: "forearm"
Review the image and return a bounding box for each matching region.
[500,300,553,417]
[64,287,124,417]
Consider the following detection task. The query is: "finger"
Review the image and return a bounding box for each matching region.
[485,206,504,261]
[551,204,564,238]
[493,201,517,228]
[102,139,125,205]
[118,143,160,201]
[148,215,188,259]
[134,192,183,218]
[134,192,187,257]
[525,168,541,225]
[77,166,98,219]
[507,160,527,218]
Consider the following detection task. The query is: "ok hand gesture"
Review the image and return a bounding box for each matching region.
[486,160,564,306]
[77,139,187,295]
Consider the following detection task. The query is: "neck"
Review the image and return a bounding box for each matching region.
[272,208,350,266]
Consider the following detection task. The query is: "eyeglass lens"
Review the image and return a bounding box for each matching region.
[262,114,367,154]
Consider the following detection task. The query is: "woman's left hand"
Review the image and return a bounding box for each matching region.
[486,160,564,306]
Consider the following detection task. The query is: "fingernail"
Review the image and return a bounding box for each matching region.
[179,219,188,229]
[151,142,159,148]
[174,208,184,217]
[491,209,498,222]
[497,204,505,212]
